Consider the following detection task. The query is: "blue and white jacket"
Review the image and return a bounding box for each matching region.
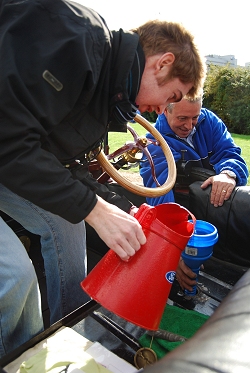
[140,108,249,206]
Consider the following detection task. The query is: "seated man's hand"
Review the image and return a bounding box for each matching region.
[200,173,236,207]
[175,258,197,292]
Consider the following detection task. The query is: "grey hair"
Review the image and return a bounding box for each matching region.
[167,90,203,113]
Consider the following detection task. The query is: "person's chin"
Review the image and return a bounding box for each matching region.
[179,132,189,137]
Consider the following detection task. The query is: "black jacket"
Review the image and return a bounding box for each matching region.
[0,0,141,223]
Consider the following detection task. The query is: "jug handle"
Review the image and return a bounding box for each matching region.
[134,203,157,228]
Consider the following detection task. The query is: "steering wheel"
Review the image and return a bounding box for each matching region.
[95,113,176,197]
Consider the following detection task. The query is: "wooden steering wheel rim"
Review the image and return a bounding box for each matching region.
[96,114,176,197]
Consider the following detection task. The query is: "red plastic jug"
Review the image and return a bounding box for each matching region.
[81,203,195,330]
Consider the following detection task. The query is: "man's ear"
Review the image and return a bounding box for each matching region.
[156,52,175,73]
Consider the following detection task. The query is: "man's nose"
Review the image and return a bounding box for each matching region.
[184,118,193,130]
[156,105,166,115]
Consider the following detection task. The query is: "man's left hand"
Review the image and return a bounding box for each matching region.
[200,173,236,207]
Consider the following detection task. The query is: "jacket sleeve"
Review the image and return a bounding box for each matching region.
[0,0,112,223]
[203,112,249,186]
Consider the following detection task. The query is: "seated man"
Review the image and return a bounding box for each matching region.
[140,93,249,290]
[140,93,248,206]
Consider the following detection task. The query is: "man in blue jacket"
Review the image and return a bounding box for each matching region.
[140,94,248,291]
[140,94,248,207]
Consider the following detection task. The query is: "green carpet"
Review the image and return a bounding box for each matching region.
[139,304,209,359]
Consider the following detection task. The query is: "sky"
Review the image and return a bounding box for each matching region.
[75,0,249,67]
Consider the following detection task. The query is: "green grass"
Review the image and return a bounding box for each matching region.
[231,134,250,185]
[108,123,146,153]
[108,125,250,184]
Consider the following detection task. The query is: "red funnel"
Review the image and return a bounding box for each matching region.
[81,203,195,330]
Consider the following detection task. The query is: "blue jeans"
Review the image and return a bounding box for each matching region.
[0,216,43,357]
[0,183,89,356]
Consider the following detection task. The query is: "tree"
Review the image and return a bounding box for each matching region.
[203,65,250,134]
[142,111,157,123]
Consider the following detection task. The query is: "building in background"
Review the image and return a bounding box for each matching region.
[205,54,237,67]
[205,54,250,68]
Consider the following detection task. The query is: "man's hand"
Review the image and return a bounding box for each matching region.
[175,258,197,292]
[85,197,146,260]
[200,173,236,207]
